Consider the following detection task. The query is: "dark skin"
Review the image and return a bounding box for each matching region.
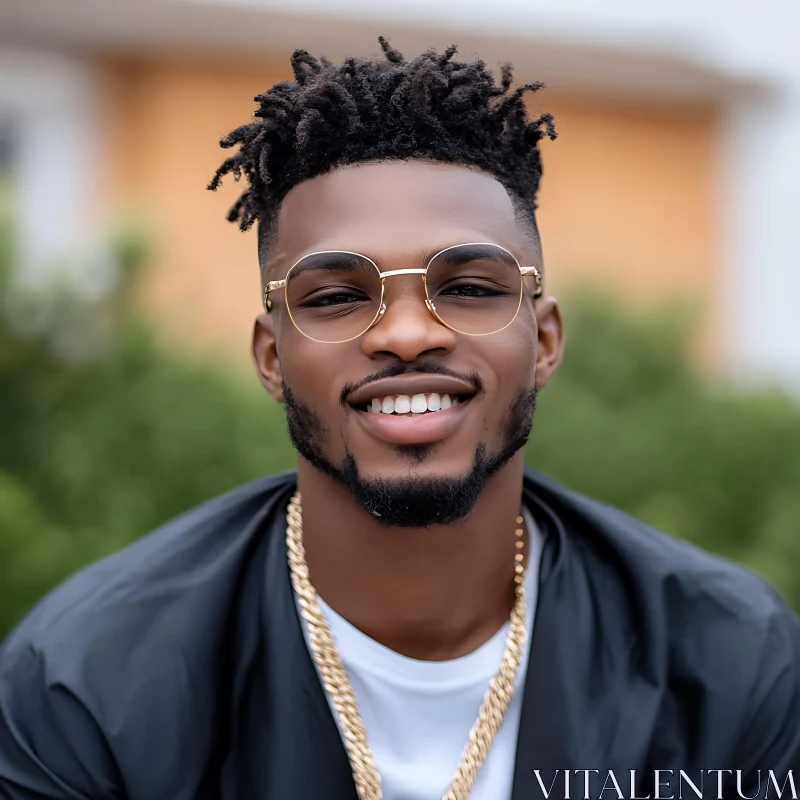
[253,160,564,660]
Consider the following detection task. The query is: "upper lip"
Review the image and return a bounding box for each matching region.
[347,374,479,407]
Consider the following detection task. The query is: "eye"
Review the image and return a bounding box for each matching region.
[304,288,371,307]
[438,281,503,298]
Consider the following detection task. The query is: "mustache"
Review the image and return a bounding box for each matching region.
[338,360,484,408]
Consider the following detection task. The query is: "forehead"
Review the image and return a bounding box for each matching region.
[270,161,530,267]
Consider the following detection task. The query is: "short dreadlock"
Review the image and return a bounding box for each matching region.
[208,37,556,257]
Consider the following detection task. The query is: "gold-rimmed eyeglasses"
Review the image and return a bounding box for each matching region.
[263,241,543,344]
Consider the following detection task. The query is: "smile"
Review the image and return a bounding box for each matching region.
[353,393,475,446]
[346,373,479,445]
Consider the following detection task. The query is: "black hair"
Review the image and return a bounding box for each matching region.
[208,36,556,255]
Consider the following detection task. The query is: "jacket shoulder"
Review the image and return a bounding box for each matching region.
[525,466,788,621]
[525,466,799,683]
[525,467,800,763]
[0,472,297,797]
[1,471,296,674]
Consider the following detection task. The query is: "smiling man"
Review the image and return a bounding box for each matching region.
[1,38,799,800]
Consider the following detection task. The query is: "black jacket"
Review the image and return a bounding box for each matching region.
[1,468,799,799]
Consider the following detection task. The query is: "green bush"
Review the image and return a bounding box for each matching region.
[0,211,295,638]
[1,205,798,639]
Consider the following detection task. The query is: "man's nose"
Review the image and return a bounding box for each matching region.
[360,280,457,362]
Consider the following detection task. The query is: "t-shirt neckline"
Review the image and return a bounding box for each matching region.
[314,506,541,690]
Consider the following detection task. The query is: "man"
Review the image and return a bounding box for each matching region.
[1,38,798,800]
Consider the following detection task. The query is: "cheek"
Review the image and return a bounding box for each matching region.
[466,341,534,430]
[484,330,537,391]
[283,357,330,397]
[279,330,323,391]
[279,334,356,415]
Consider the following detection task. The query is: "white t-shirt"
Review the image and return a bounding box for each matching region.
[298,507,542,800]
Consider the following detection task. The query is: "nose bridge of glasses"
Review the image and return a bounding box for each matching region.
[373,269,444,335]
[378,266,432,310]
[378,267,428,279]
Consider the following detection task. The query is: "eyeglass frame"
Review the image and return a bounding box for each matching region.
[263,241,543,344]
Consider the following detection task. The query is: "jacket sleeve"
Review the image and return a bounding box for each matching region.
[0,638,123,800]
[733,599,800,788]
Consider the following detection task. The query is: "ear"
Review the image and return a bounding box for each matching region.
[252,311,285,403]
[533,296,565,389]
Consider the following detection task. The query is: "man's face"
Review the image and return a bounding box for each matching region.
[253,161,563,526]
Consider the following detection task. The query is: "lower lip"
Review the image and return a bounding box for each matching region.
[353,401,472,445]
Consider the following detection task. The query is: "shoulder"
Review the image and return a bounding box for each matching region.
[526,467,800,752]
[525,466,791,624]
[5,471,294,648]
[0,470,296,716]
[0,471,297,794]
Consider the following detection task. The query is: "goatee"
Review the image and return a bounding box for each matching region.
[283,382,537,527]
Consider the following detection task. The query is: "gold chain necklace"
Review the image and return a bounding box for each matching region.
[285,492,528,800]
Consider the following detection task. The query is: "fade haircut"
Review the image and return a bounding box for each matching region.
[208,36,556,261]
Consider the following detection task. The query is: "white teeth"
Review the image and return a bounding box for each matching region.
[411,394,428,414]
[367,392,464,414]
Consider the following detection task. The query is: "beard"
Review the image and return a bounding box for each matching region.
[282,381,537,528]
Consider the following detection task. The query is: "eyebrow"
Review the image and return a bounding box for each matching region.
[425,243,516,267]
[291,251,377,274]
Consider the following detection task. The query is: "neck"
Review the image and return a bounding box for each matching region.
[295,454,527,661]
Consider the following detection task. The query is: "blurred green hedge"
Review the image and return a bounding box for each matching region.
[1,208,799,639]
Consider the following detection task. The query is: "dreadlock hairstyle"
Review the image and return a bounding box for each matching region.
[208,36,557,255]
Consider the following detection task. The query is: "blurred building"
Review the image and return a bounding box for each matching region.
[1,0,799,387]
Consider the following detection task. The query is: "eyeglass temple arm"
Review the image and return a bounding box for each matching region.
[264,279,286,312]
[521,266,544,298]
